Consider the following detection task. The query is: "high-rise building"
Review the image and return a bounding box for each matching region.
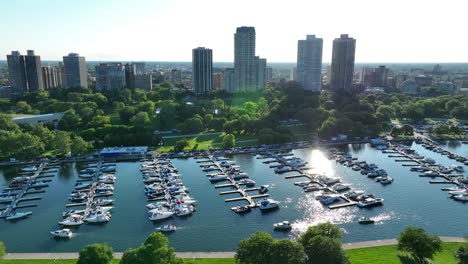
[24,50,44,92]
[223,68,235,92]
[169,69,182,84]
[133,62,146,75]
[56,62,65,87]
[233,26,267,92]
[95,63,126,91]
[290,67,297,81]
[124,63,136,88]
[42,65,59,89]
[6,51,27,95]
[266,67,273,83]
[134,74,153,91]
[297,35,323,92]
[330,34,356,93]
[63,53,87,88]
[212,72,224,89]
[192,47,213,95]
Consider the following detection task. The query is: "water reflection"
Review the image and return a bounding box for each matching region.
[307,149,334,176]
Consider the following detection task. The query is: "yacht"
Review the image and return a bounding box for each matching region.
[79,173,94,179]
[325,178,341,185]
[352,165,362,171]
[375,176,394,185]
[274,167,291,174]
[358,217,375,224]
[149,211,174,221]
[273,221,292,231]
[448,189,468,196]
[208,174,227,183]
[294,180,311,187]
[239,179,255,187]
[0,196,15,203]
[303,184,323,192]
[21,166,37,172]
[92,199,114,206]
[155,224,176,232]
[357,197,384,208]
[453,194,468,202]
[333,184,351,192]
[85,214,111,223]
[50,229,73,238]
[59,216,84,226]
[420,171,439,177]
[258,198,280,211]
[6,211,32,220]
[344,190,365,200]
[175,208,193,217]
[74,182,92,190]
[231,205,251,213]
[451,166,465,173]
[318,194,340,205]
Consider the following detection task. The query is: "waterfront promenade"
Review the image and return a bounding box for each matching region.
[3,237,466,259]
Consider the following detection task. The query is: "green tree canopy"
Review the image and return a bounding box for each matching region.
[77,243,114,264]
[223,133,235,149]
[397,227,442,263]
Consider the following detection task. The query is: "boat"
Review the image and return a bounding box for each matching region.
[420,171,439,177]
[358,217,375,224]
[21,166,37,172]
[318,194,340,205]
[74,182,92,190]
[79,173,94,179]
[453,194,468,202]
[274,167,291,174]
[149,211,174,221]
[0,196,15,203]
[273,221,292,231]
[352,165,362,171]
[259,185,268,194]
[59,216,84,226]
[175,208,193,217]
[357,197,384,208]
[294,180,311,187]
[50,229,73,238]
[239,179,255,187]
[303,184,323,192]
[375,176,394,185]
[6,211,32,220]
[448,189,468,196]
[333,184,351,192]
[231,205,251,213]
[344,190,365,200]
[208,175,228,182]
[258,198,279,211]
[451,166,465,173]
[92,199,114,206]
[422,157,436,164]
[325,178,341,185]
[155,224,176,232]
[85,214,111,223]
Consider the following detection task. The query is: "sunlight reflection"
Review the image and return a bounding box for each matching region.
[308,149,334,176]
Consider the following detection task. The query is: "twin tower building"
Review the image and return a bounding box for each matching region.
[193,27,356,95]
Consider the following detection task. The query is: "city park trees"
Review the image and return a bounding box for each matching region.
[397,227,442,263]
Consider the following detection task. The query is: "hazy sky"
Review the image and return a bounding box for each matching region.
[1,0,466,62]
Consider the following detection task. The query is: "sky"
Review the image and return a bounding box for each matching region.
[1,0,467,63]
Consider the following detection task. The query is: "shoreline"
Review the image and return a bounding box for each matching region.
[3,237,466,259]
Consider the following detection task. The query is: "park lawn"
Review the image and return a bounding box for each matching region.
[157,133,258,152]
[0,259,233,264]
[346,242,465,264]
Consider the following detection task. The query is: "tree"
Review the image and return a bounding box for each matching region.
[59,109,81,130]
[88,115,110,128]
[298,223,348,264]
[119,106,137,124]
[0,241,5,258]
[53,131,71,156]
[174,139,189,152]
[236,232,275,264]
[15,101,32,113]
[223,134,235,149]
[397,227,442,263]
[120,232,183,264]
[77,243,113,264]
[456,246,468,264]
[131,112,151,129]
[179,117,204,133]
[270,239,305,264]
[70,135,92,155]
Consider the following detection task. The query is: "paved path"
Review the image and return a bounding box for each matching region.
[3,237,466,259]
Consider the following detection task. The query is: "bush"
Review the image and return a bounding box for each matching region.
[77,243,113,264]
[0,241,5,258]
[120,232,183,264]
[456,246,468,264]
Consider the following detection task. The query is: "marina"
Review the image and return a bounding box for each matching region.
[0,141,466,252]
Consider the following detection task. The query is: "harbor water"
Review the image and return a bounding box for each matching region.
[0,142,466,252]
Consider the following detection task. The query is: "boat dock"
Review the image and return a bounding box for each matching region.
[257,152,357,209]
[0,162,55,219]
[198,155,271,209]
[419,142,467,165]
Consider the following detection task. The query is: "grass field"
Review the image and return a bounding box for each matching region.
[156,133,258,152]
[1,243,466,264]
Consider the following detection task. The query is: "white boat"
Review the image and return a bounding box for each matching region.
[59,216,84,226]
[92,199,114,206]
[239,179,255,187]
[85,214,111,223]
[352,165,362,171]
[258,198,280,210]
[155,224,176,232]
[0,196,15,203]
[21,166,37,172]
[451,166,465,173]
[149,211,174,221]
[259,185,269,194]
[175,208,193,217]
[208,175,227,182]
[358,217,375,224]
[273,221,292,231]
[231,205,251,213]
[294,180,311,186]
[453,194,468,202]
[318,194,340,205]
[357,197,384,208]
[6,211,32,220]
[375,176,394,185]
[448,189,468,196]
[325,178,341,185]
[74,182,92,190]
[333,184,350,192]
[50,229,73,238]
[79,173,94,179]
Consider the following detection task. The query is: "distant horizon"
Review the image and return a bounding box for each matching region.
[2,60,468,64]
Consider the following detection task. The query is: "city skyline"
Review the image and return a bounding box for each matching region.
[1,0,466,63]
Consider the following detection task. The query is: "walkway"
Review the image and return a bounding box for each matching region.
[3,237,466,259]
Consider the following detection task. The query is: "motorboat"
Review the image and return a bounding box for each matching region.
[259,185,269,194]
[325,178,341,185]
[0,196,15,203]
[274,167,291,174]
[175,208,193,217]
[231,205,251,213]
[453,194,468,202]
[258,198,280,211]
[294,180,311,187]
[6,211,32,220]
[74,182,92,190]
[273,221,292,231]
[358,217,375,224]
[79,173,94,179]
[318,194,340,205]
[50,229,73,238]
[80,168,97,174]
[448,189,468,196]
[208,175,227,183]
[85,214,111,223]
[21,166,37,172]
[303,184,323,192]
[30,181,48,188]
[420,171,439,177]
[451,166,465,173]
[155,224,176,232]
[149,211,174,221]
[352,165,362,171]
[357,197,384,208]
[458,178,468,184]
[62,209,85,218]
[344,190,365,200]
[333,184,351,192]
[375,176,394,185]
[92,199,114,206]
[422,157,436,164]
[239,179,255,187]
[59,216,84,226]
